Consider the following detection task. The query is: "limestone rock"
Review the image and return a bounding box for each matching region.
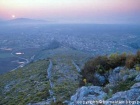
[94,73,106,85]
[105,82,140,105]
[108,67,138,84]
[69,86,107,105]
[135,74,140,82]
[131,82,140,89]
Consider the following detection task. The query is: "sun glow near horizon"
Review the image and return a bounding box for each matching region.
[0,0,140,24]
[12,15,15,18]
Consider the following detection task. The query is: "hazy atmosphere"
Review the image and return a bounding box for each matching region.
[0,0,140,24]
[0,0,140,105]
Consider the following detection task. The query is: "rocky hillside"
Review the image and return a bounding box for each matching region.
[69,67,140,105]
[0,48,140,105]
[69,51,140,105]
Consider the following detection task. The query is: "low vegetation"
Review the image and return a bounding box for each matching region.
[0,59,50,105]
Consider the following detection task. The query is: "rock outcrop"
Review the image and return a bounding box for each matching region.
[69,86,107,105]
[94,73,106,86]
[69,83,140,105]
[69,67,140,105]
[108,67,139,84]
[105,82,140,105]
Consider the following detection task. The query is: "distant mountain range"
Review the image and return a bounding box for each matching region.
[0,18,48,24]
[9,18,46,22]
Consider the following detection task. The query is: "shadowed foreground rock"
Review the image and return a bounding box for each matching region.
[69,82,140,105]
[69,86,107,105]
[105,82,140,105]
[69,66,140,105]
[135,74,140,82]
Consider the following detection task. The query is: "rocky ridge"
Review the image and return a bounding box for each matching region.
[69,67,140,105]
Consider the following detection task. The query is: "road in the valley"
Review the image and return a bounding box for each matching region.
[10,50,29,71]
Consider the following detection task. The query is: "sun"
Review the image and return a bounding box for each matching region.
[12,15,15,18]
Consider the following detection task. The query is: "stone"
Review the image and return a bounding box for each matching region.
[69,86,107,105]
[135,74,140,82]
[108,72,121,84]
[105,83,140,105]
[131,82,140,89]
[105,89,140,105]
[108,67,124,84]
[70,86,89,102]
[113,67,122,73]
[108,67,138,84]
[136,96,140,101]
[94,73,106,85]
[122,75,129,81]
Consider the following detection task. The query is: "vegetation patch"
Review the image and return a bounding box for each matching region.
[53,81,79,101]
[80,51,140,86]
[0,59,50,105]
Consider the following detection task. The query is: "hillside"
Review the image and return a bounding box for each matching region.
[0,47,91,105]
[0,59,50,104]
[1,48,140,105]
[69,51,140,105]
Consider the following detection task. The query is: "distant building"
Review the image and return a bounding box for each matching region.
[0,48,13,51]
[15,52,24,55]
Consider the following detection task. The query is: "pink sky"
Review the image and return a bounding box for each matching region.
[0,0,140,23]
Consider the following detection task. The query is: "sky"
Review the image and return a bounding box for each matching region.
[0,0,140,24]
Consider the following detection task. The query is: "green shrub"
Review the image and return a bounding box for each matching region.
[80,56,109,86]
[108,53,126,69]
[136,50,140,63]
[113,80,135,93]
[80,51,140,86]
[125,54,136,68]
[135,64,140,71]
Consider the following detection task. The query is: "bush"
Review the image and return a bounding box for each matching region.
[108,53,126,69]
[125,54,136,68]
[80,51,140,87]
[80,55,110,86]
[136,50,140,63]
[135,64,140,71]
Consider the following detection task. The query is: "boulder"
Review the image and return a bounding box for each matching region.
[94,73,106,85]
[108,67,122,84]
[135,74,140,82]
[108,67,139,84]
[113,67,121,73]
[131,82,140,89]
[69,86,107,105]
[136,96,140,101]
[105,82,140,105]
